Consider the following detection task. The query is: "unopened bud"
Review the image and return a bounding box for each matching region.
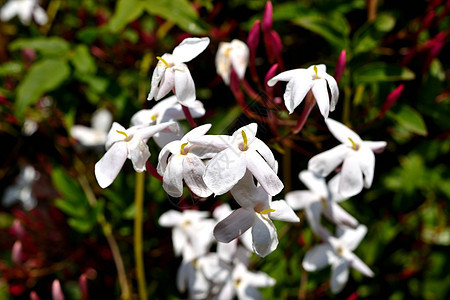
[30,291,40,300]
[334,49,346,84]
[379,84,404,118]
[262,1,273,33]
[12,241,23,265]
[247,20,261,55]
[265,64,278,98]
[52,280,65,300]
[79,274,89,300]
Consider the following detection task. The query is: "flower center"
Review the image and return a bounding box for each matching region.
[156,56,171,68]
[348,137,360,151]
[180,142,189,155]
[234,278,241,287]
[313,65,319,79]
[257,208,276,214]
[151,114,157,121]
[320,198,328,209]
[240,130,249,151]
[116,130,130,141]
[337,247,344,256]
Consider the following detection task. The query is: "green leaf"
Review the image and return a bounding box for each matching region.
[15,59,70,117]
[70,45,97,74]
[68,218,94,233]
[0,61,23,77]
[108,0,145,33]
[143,0,207,34]
[51,168,84,203]
[390,105,428,136]
[292,13,350,49]
[353,63,415,84]
[9,37,70,57]
[55,198,86,218]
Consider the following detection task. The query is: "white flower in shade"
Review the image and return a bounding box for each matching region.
[213,203,253,263]
[215,262,275,300]
[159,210,215,262]
[157,124,213,198]
[2,165,39,210]
[131,95,205,148]
[286,170,358,235]
[302,224,374,294]
[0,0,48,25]
[215,39,249,85]
[147,37,210,106]
[308,118,387,198]
[94,121,179,188]
[71,108,113,148]
[191,123,284,196]
[267,64,339,117]
[214,170,299,257]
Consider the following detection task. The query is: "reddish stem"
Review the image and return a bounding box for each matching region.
[292,92,316,134]
[145,161,163,182]
[182,104,198,128]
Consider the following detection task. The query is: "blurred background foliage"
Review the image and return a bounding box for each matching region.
[0,0,449,299]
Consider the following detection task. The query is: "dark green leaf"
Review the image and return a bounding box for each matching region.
[353,63,415,84]
[390,105,428,136]
[16,59,70,117]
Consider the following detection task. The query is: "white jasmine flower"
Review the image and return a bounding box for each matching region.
[308,118,387,198]
[94,121,179,188]
[214,170,299,257]
[159,210,215,262]
[157,124,213,198]
[2,165,39,210]
[192,123,284,196]
[302,224,374,294]
[215,39,249,85]
[215,262,275,300]
[71,108,113,148]
[286,170,358,234]
[0,0,48,25]
[131,95,205,148]
[147,37,210,106]
[267,64,339,117]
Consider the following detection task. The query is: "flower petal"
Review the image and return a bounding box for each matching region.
[364,141,387,153]
[70,125,106,147]
[286,77,314,114]
[172,227,187,257]
[267,69,303,86]
[339,153,364,198]
[311,78,330,119]
[91,108,112,133]
[230,170,261,208]
[252,138,277,171]
[163,155,184,197]
[183,124,212,141]
[214,208,255,243]
[147,62,167,100]
[128,135,151,172]
[348,252,374,277]
[174,65,196,105]
[325,118,362,146]
[302,243,335,271]
[308,144,348,177]
[269,200,300,222]
[183,154,212,197]
[94,142,127,188]
[330,260,350,294]
[244,270,276,288]
[172,37,210,63]
[159,210,182,227]
[203,148,246,195]
[246,151,284,196]
[324,202,359,229]
[252,213,278,257]
[232,123,258,142]
[285,190,319,210]
[337,224,367,251]
[323,73,339,111]
[358,146,376,188]
[299,170,328,197]
[237,285,263,300]
[105,122,127,150]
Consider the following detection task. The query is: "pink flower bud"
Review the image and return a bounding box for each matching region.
[79,274,89,300]
[265,64,278,98]
[30,291,40,300]
[334,49,346,84]
[379,84,404,118]
[10,219,26,239]
[262,1,273,33]
[52,280,65,300]
[12,240,23,265]
[247,20,261,55]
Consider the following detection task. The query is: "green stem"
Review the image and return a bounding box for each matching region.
[134,172,147,300]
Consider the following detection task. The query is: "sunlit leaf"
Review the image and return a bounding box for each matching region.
[390,105,428,136]
[108,0,145,32]
[70,45,97,74]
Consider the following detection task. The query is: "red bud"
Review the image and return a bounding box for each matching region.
[379,84,404,118]
[334,49,346,84]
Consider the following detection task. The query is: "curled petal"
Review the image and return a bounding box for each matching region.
[365,141,387,153]
[147,63,167,100]
[312,78,330,119]
[324,73,339,111]
[155,69,175,101]
[95,142,128,188]
[246,151,283,196]
[358,146,376,189]
[163,155,184,197]
[183,124,212,141]
[172,37,210,63]
[174,65,196,105]
[252,213,278,257]
[128,135,150,172]
[267,69,301,86]
[214,208,255,243]
[285,77,314,114]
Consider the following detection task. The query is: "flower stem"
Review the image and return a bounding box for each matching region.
[291,92,315,134]
[134,172,147,300]
[182,105,198,128]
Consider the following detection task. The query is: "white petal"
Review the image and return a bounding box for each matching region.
[94,142,127,188]
[128,135,150,172]
[172,37,210,63]
[252,138,277,171]
[323,73,339,111]
[172,227,187,257]
[308,144,349,177]
[157,141,179,175]
[337,224,367,251]
[328,173,347,202]
[285,190,319,210]
[198,253,231,283]
[147,63,167,100]
[364,141,387,153]
[188,265,210,300]
[159,210,182,227]
[183,124,212,141]
[214,208,255,243]
[348,252,374,277]
[232,123,258,142]
[358,146,376,188]
[105,122,127,151]
[244,270,276,288]
[236,285,263,300]
[163,155,185,197]
[304,202,323,235]
[230,40,249,80]
[176,261,189,292]
[286,77,314,114]
[230,170,260,208]
[339,153,364,198]
[137,121,179,142]
[153,131,181,148]
[70,125,106,147]
[267,69,304,86]
[330,260,350,293]
[0,2,18,22]
[217,239,237,263]
[33,6,48,25]
[312,78,330,119]
[203,148,246,195]
[269,200,300,222]
[91,108,112,133]
[174,65,196,105]
[299,170,328,197]
[182,154,211,197]
[155,68,175,101]
[302,244,335,271]
[324,202,359,229]
[252,214,278,257]
[216,279,235,300]
[325,118,362,146]
[213,203,232,221]
[246,151,284,196]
